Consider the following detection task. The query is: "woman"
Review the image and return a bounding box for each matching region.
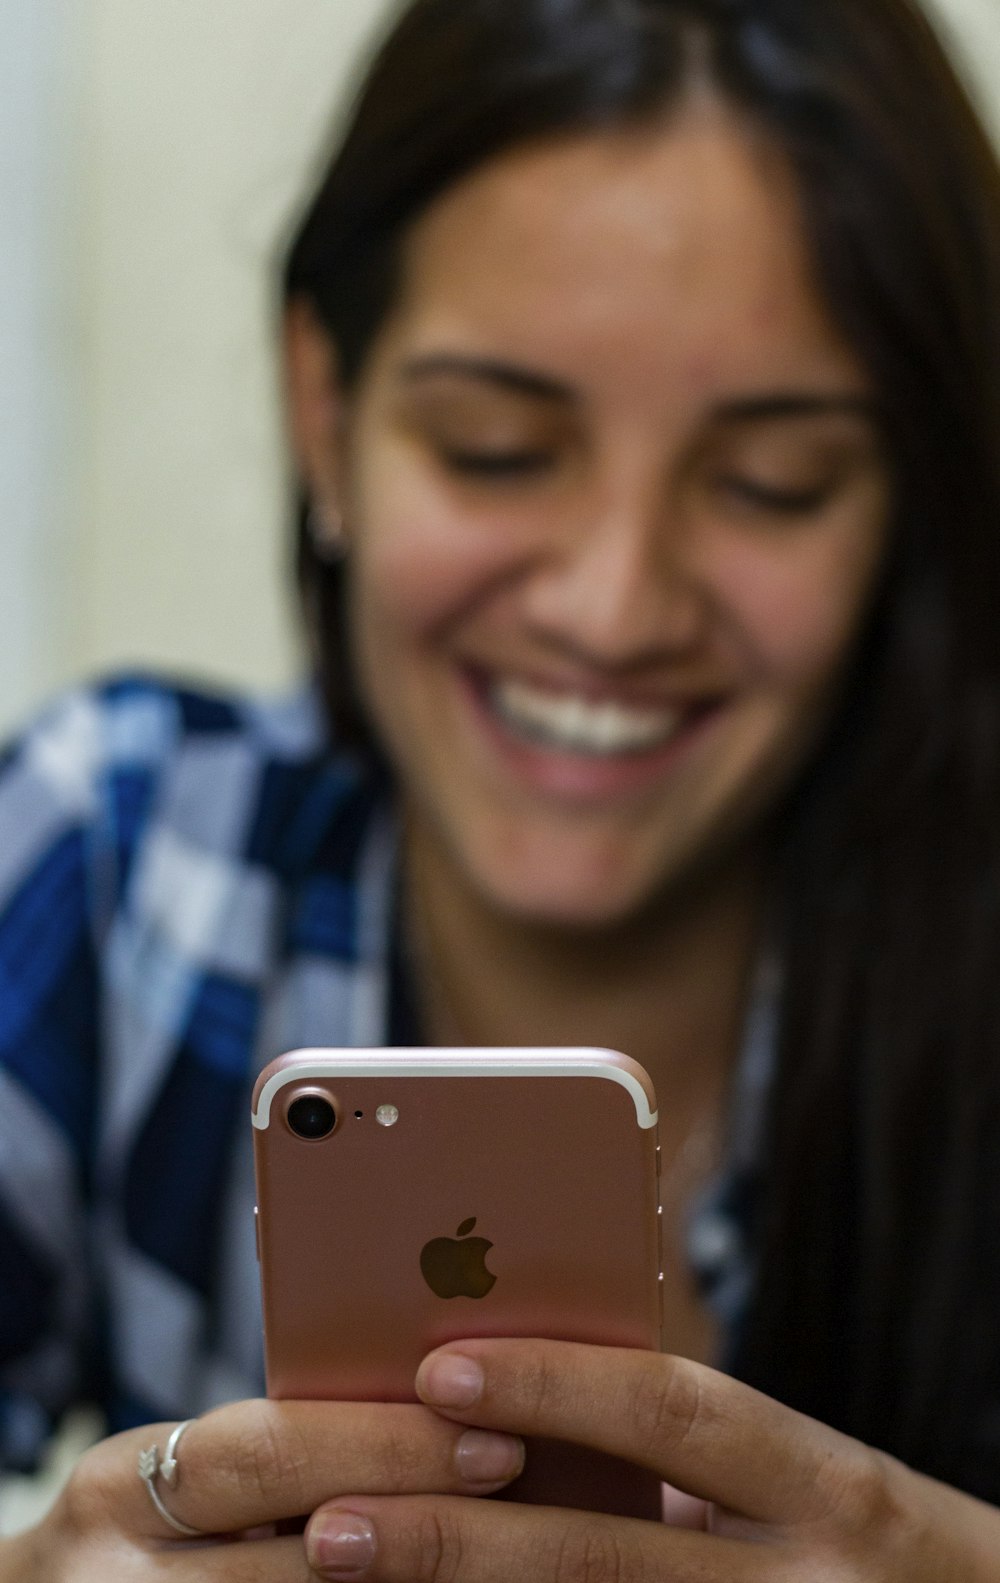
[3,0,1000,1574]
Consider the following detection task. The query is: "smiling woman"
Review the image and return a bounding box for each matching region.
[2,0,1000,1579]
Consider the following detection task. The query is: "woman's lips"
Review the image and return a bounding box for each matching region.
[459,666,725,802]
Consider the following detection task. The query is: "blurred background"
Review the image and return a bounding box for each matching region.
[2,0,999,738]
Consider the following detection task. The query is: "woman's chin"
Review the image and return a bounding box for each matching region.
[463,838,660,933]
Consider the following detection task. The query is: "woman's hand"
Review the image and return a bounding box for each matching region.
[304,1340,1000,1581]
[0,1395,524,1581]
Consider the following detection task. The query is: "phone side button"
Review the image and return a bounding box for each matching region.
[254,1204,261,1263]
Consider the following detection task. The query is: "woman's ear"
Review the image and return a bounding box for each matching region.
[283,297,348,545]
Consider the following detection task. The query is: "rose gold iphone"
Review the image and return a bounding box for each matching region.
[252,1047,662,1518]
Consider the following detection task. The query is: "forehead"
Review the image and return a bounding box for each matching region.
[379,110,865,397]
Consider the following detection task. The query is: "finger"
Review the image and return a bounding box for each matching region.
[303,1494,785,1583]
[62,1399,523,1545]
[415,1338,875,1526]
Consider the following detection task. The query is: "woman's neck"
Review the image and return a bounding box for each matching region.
[401,823,768,1114]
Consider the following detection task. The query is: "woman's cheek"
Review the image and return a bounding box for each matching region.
[710,530,884,688]
[356,492,531,637]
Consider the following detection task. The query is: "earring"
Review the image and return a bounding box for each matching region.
[307,501,348,563]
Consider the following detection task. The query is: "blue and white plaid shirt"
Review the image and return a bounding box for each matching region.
[0,675,770,1471]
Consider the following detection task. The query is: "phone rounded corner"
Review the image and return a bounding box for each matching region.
[251,1048,324,1129]
[585,1048,659,1129]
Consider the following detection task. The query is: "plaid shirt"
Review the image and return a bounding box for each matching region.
[0,675,769,1471]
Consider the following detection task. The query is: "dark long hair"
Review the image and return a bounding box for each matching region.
[283,0,1000,1495]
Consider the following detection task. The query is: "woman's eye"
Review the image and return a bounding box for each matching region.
[441,447,554,479]
[718,476,836,516]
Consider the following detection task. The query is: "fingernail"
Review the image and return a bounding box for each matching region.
[417,1352,484,1408]
[456,1429,524,1485]
[307,1512,376,1578]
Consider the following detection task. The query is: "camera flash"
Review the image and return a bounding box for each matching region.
[376,1104,399,1128]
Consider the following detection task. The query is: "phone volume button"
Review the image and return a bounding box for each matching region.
[253,1204,261,1263]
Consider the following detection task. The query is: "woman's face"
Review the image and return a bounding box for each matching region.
[297,110,892,927]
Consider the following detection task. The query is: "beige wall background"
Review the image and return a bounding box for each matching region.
[72,0,396,710]
[2,0,999,737]
[2,0,396,737]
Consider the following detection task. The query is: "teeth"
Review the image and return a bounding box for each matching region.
[492,678,683,756]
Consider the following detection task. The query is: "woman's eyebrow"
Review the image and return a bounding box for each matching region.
[398,354,577,403]
[712,392,881,425]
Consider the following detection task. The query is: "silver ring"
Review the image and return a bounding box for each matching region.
[137,1419,204,1537]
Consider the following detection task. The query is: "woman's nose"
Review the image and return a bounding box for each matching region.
[519,492,710,668]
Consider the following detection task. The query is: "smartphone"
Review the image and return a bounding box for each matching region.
[251,1047,663,1518]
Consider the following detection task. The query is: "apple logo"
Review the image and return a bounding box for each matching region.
[420,1217,497,1299]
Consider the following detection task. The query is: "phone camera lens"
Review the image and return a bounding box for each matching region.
[287,1094,337,1140]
